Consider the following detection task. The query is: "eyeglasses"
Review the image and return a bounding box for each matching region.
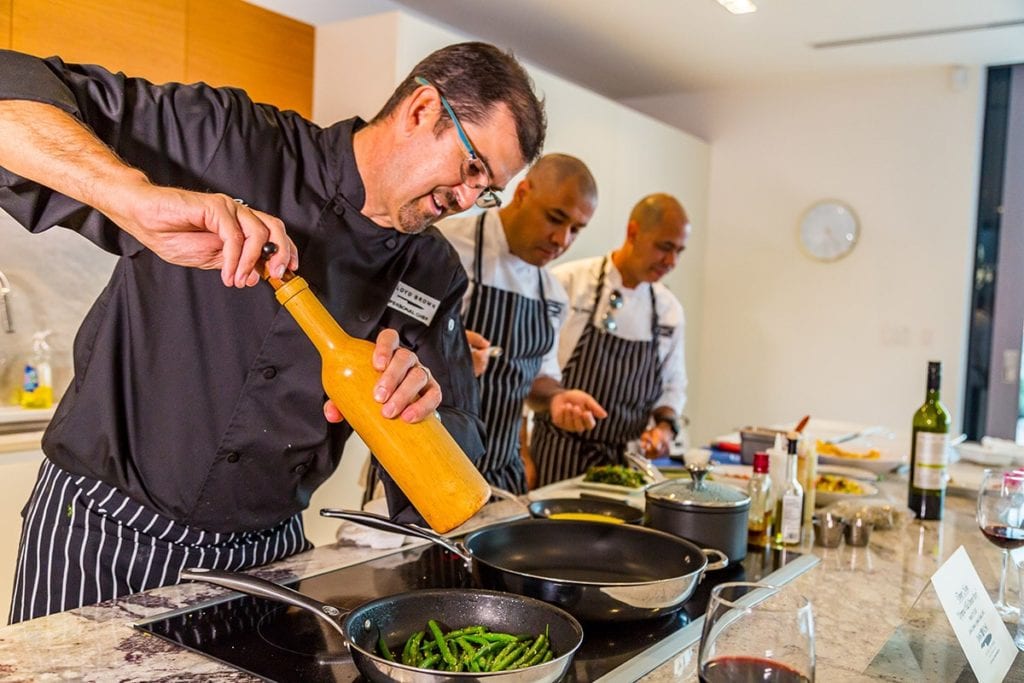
[415,76,502,209]
[601,289,624,332]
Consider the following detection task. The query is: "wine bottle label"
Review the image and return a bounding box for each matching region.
[781,492,802,543]
[913,432,948,490]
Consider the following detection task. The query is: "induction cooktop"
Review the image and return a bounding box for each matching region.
[136,541,815,682]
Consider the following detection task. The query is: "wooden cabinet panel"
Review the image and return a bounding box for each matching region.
[1,0,10,49]
[12,0,185,84]
[187,0,313,118]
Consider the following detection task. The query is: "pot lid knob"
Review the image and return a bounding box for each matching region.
[687,463,712,491]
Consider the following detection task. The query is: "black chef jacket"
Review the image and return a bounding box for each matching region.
[0,51,485,533]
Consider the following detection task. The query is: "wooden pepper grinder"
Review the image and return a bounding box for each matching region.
[260,244,491,532]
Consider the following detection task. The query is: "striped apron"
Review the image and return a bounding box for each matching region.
[9,459,311,624]
[464,214,555,494]
[532,256,663,487]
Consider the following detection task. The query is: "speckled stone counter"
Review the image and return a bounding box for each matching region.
[0,478,1019,682]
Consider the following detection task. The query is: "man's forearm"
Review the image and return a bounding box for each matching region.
[650,405,680,438]
[0,100,149,222]
[526,375,564,412]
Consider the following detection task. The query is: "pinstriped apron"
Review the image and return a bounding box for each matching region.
[464,214,554,494]
[532,256,663,488]
[8,460,310,624]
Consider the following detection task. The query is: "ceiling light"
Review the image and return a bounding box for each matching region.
[716,0,757,15]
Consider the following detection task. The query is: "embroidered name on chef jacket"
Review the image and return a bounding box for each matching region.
[545,300,564,319]
[388,281,440,326]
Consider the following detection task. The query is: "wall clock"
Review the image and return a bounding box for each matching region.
[798,200,859,262]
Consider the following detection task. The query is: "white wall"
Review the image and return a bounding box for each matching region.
[304,12,711,540]
[627,67,983,445]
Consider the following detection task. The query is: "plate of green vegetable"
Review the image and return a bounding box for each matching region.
[578,464,651,495]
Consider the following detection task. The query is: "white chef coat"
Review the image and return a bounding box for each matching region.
[436,208,567,382]
[552,253,687,413]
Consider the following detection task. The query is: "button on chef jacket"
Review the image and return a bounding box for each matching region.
[0,51,485,533]
[554,254,687,413]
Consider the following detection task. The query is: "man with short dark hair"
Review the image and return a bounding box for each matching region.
[531,193,690,487]
[438,154,606,492]
[0,41,545,622]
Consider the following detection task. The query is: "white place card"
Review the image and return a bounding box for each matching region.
[931,545,1016,683]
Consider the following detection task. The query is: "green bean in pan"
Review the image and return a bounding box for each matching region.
[377,622,556,672]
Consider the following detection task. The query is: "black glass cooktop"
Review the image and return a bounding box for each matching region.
[136,542,804,682]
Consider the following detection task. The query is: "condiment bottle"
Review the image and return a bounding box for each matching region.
[19,330,53,409]
[747,451,773,546]
[797,436,817,531]
[262,249,491,533]
[773,433,804,547]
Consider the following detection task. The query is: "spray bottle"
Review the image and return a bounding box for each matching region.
[20,330,53,409]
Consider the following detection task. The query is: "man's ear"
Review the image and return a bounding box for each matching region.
[398,84,444,138]
[512,178,532,205]
[626,219,640,242]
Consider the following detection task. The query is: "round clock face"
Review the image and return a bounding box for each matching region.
[798,201,859,262]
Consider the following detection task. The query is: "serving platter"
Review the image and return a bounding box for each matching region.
[814,476,880,506]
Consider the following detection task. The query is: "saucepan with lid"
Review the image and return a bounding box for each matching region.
[644,465,751,562]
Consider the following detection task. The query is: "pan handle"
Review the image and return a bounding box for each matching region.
[701,548,730,572]
[320,508,473,565]
[180,568,350,641]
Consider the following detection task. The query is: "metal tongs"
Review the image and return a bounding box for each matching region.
[624,449,668,484]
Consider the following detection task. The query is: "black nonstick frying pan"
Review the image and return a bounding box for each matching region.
[321,510,727,622]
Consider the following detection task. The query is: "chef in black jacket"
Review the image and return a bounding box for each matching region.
[0,42,545,623]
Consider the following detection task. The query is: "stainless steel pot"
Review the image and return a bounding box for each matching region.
[180,568,583,682]
[644,466,751,562]
[322,509,728,622]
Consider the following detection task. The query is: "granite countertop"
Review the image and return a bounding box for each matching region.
[0,474,1017,682]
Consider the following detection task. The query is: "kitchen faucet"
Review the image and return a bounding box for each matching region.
[0,268,13,333]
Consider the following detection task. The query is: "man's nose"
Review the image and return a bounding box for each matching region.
[453,184,480,212]
[551,225,572,248]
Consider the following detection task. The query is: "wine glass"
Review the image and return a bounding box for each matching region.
[698,581,814,682]
[976,468,1024,620]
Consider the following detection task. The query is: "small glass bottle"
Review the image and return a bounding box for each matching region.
[747,451,773,546]
[773,435,804,546]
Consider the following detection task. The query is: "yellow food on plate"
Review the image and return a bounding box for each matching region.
[816,440,882,460]
[815,474,865,495]
[548,512,626,523]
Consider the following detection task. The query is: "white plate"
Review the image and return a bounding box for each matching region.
[816,464,879,481]
[955,441,1024,467]
[577,479,647,493]
[814,433,906,474]
[707,464,752,491]
[814,477,879,506]
[816,454,902,474]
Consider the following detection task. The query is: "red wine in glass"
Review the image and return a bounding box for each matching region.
[981,524,1024,549]
[701,656,810,683]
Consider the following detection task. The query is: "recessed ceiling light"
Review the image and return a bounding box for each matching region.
[716,0,757,15]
